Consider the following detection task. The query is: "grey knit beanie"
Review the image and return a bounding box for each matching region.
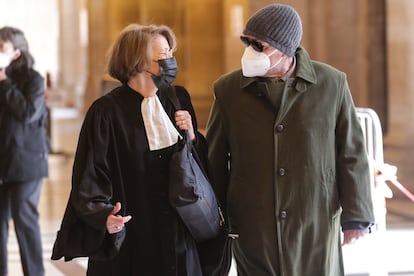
[243,4,302,57]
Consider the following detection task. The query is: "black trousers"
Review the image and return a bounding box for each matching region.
[0,180,44,276]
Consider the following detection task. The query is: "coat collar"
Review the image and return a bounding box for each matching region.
[240,46,317,90]
[295,46,317,85]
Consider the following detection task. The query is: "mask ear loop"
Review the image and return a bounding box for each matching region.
[267,51,283,71]
[267,49,278,57]
[146,60,163,77]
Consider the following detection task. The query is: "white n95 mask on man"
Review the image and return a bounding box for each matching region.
[241,46,279,77]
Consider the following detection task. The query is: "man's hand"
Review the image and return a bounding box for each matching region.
[342,228,369,246]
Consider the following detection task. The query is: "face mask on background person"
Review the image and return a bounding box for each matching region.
[0,52,11,69]
[149,56,178,89]
[241,46,281,77]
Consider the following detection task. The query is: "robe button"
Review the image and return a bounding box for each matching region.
[278,168,286,176]
[158,154,162,159]
[280,210,287,219]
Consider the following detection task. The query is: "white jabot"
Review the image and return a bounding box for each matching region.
[141,94,181,151]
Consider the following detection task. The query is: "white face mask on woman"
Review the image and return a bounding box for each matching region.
[0,52,11,69]
[241,46,281,77]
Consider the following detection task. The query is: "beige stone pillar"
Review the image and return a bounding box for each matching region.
[177,0,223,128]
[58,0,88,108]
[84,0,111,112]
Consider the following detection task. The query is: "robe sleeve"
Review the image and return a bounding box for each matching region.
[52,96,126,261]
[71,99,116,229]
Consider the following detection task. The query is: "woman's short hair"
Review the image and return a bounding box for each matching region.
[107,24,177,83]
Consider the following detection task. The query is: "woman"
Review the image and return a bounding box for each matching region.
[51,24,207,275]
[0,26,49,276]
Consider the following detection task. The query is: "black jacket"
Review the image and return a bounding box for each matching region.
[0,68,49,183]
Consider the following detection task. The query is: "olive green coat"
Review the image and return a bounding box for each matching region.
[205,47,375,276]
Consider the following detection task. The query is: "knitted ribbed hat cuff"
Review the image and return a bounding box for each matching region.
[243,4,302,57]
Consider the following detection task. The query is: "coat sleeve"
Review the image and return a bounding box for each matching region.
[205,87,231,217]
[199,84,234,276]
[0,70,45,123]
[335,76,375,226]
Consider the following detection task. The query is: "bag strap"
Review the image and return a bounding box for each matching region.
[166,86,189,141]
[166,85,181,111]
[167,86,191,140]
[166,85,206,170]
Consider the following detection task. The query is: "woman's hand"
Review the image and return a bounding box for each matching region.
[0,68,7,81]
[106,202,132,234]
[175,110,196,142]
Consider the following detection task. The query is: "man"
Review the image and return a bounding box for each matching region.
[206,4,375,276]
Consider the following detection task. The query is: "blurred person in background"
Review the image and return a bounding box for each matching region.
[0,26,49,276]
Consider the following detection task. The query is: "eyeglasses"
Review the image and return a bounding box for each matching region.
[240,36,265,52]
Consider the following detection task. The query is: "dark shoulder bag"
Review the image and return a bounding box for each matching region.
[167,87,224,242]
